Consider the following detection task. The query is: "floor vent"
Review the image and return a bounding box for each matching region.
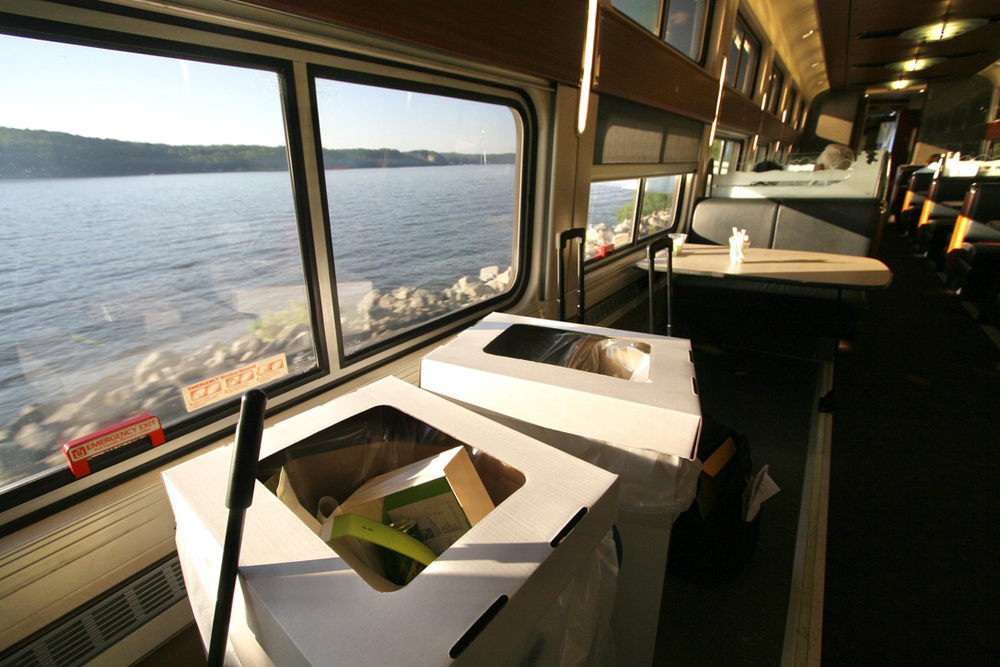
[0,555,186,667]
[585,279,644,325]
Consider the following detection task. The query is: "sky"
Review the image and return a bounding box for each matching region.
[0,33,518,154]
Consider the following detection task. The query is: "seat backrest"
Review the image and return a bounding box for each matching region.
[908,170,936,195]
[927,176,979,203]
[690,198,779,247]
[772,198,882,256]
[967,182,1000,223]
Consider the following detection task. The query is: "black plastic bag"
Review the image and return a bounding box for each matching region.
[668,419,760,583]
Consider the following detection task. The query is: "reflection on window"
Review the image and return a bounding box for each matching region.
[727,17,760,97]
[663,0,710,61]
[711,138,743,175]
[611,0,662,33]
[612,0,710,62]
[586,179,640,260]
[768,67,785,115]
[586,176,681,260]
[314,79,519,355]
[0,34,315,490]
[636,177,678,239]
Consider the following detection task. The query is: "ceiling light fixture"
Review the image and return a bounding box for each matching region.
[900,17,987,42]
[887,56,946,72]
[887,79,916,90]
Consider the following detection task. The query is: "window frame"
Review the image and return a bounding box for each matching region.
[306,64,534,367]
[584,168,687,265]
[0,10,537,530]
[726,16,761,99]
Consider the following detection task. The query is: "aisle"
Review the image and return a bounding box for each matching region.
[822,230,1000,663]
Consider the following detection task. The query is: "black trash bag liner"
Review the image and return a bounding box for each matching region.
[668,418,760,583]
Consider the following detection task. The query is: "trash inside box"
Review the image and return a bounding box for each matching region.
[162,377,619,666]
[420,312,702,459]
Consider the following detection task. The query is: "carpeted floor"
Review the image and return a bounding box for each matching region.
[822,229,1000,664]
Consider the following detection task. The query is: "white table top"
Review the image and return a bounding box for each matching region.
[636,243,893,290]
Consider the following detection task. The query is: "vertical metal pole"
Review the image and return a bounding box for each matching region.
[647,237,673,336]
[208,389,267,667]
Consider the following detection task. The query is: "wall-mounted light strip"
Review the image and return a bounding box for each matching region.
[577,0,600,136]
[708,56,728,146]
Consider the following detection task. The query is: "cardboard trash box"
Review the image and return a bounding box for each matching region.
[162,377,619,666]
[419,313,703,667]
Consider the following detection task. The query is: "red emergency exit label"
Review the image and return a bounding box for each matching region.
[62,414,165,478]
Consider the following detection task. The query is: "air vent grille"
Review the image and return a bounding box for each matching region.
[0,556,186,667]
[585,279,643,325]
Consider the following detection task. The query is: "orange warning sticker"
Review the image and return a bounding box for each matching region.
[181,353,288,412]
[63,414,164,478]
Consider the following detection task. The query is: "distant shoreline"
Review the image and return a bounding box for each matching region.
[0,127,515,179]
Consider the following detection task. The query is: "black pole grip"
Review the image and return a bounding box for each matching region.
[558,228,587,322]
[226,388,267,510]
[207,389,267,667]
[647,237,672,335]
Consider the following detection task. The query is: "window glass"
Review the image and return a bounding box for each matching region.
[728,18,760,98]
[711,138,742,174]
[586,179,640,260]
[611,0,662,33]
[768,67,785,114]
[314,79,519,355]
[663,0,710,61]
[726,34,742,88]
[636,176,679,239]
[0,34,315,490]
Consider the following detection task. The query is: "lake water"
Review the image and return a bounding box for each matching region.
[0,163,632,438]
[0,164,529,428]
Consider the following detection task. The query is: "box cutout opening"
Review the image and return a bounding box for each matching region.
[483,324,651,382]
[257,405,526,592]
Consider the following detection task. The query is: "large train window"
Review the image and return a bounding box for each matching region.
[312,77,521,356]
[0,34,316,493]
[611,0,713,62]
[726,16,761,98]
[585,175,682,260]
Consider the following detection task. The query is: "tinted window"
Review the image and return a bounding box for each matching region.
[313,78,520,355]
[0,34,315,490]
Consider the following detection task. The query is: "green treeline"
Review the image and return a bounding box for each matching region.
[0,127,515,179]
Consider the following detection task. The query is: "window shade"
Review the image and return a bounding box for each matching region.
[593,95,704,167]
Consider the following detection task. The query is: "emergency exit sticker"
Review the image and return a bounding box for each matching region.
[63,414,165,478]
[181,353,287,412]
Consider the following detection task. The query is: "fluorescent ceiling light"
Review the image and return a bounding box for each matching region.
[887,57,946,72]
[900,18,987,42]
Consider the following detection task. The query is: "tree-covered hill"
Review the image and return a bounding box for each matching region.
[0,127,515,179]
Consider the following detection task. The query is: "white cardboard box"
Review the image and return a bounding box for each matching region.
[419,312,702,460]
[162,377,619,666]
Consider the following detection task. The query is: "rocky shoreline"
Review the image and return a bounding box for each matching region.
[0,266,512,487]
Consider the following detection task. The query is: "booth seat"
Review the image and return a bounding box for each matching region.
[679,196,883,321]
[689,196,883,257]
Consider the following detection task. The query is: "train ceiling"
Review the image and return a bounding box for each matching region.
[815,0,1000,91]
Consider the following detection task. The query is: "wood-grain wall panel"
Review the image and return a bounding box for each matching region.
[759,112,785,141]
[718,88,763,135]
[239,0,586,84]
